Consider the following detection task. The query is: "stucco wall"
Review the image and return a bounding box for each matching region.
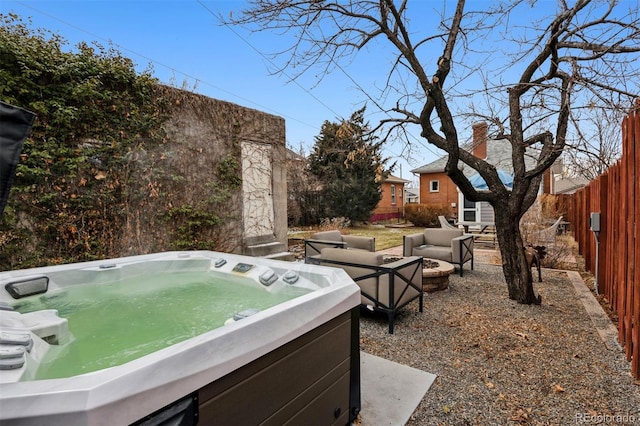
[122,86,286,256]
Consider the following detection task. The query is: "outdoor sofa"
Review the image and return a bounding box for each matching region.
[306,247,423,334]
[403,228,474,276]
[303,230,375,260]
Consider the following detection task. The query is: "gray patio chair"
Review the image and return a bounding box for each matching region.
[403,228,474,276]
[303,230,375,259]
[306,247,423,334]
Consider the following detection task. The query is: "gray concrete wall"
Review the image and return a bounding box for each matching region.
[121,86,286,256]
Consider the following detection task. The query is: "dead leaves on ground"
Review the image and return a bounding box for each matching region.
[510,408,532,423]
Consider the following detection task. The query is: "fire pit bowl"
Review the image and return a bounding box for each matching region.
[420,258,455,292]
[383,256,454,293]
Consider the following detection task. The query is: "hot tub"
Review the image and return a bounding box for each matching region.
[0,251,361,425]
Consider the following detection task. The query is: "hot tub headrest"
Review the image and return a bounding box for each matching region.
[5,276,49,299]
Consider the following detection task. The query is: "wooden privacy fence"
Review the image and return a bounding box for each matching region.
[569,108,639,380]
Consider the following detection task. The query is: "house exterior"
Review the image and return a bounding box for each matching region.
[285,152,412,224]
[411,122,553,223]
[369,174,410,222]
[553,174,588,194]
[409,154,460,219]
[404,187,420,204]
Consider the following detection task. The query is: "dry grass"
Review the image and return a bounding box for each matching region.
[347,224,422,250]
[288,222,422,251]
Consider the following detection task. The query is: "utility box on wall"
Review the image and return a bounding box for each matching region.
[589,212,601,232]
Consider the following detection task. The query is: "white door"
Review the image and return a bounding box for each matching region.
[241,142,275,239]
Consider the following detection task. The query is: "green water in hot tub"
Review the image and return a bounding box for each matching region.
[15,271,310,380]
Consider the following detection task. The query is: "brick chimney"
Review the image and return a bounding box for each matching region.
[472,122,488,159]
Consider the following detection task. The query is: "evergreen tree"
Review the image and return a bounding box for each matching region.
[308,107,392,223]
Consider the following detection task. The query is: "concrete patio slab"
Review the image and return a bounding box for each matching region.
[359,352,436,425]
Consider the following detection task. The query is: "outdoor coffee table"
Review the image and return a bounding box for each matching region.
[421,258,455,292]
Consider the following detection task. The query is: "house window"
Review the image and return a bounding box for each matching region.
[391,185,396,205]
[463,196,476,222]
[430,180,439,192]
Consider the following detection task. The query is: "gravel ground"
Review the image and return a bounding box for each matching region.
[358,263,640,425]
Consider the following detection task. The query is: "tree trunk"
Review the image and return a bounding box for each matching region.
[493,207,541,305]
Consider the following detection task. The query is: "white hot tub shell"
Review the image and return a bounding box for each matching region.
[0,251,361,425]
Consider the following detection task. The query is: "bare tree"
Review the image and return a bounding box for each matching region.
[227,0,640,304]
[564,107,624,180]
[285,143,323,226]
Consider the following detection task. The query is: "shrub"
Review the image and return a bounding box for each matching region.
[0,15,168,269]
[318,217,351,231]
[405,203,450,227]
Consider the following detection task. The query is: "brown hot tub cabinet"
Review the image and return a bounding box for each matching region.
[201,309,359,425]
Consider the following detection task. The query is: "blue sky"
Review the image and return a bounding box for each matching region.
[2,0,453,184]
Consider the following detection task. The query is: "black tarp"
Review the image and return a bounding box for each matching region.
[0,101,36,217]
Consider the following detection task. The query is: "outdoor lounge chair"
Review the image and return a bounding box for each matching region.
[306,247,423,333]
[438,215,458,230]
[403,228,474,276]
[438,215,495,245]
[530,216,563,246]
[303,230,375,260]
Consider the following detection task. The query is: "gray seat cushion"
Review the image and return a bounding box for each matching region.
[423,229,462,246]
[412,245,453,262]
[320,247,382,266]
[311,230,343,242]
